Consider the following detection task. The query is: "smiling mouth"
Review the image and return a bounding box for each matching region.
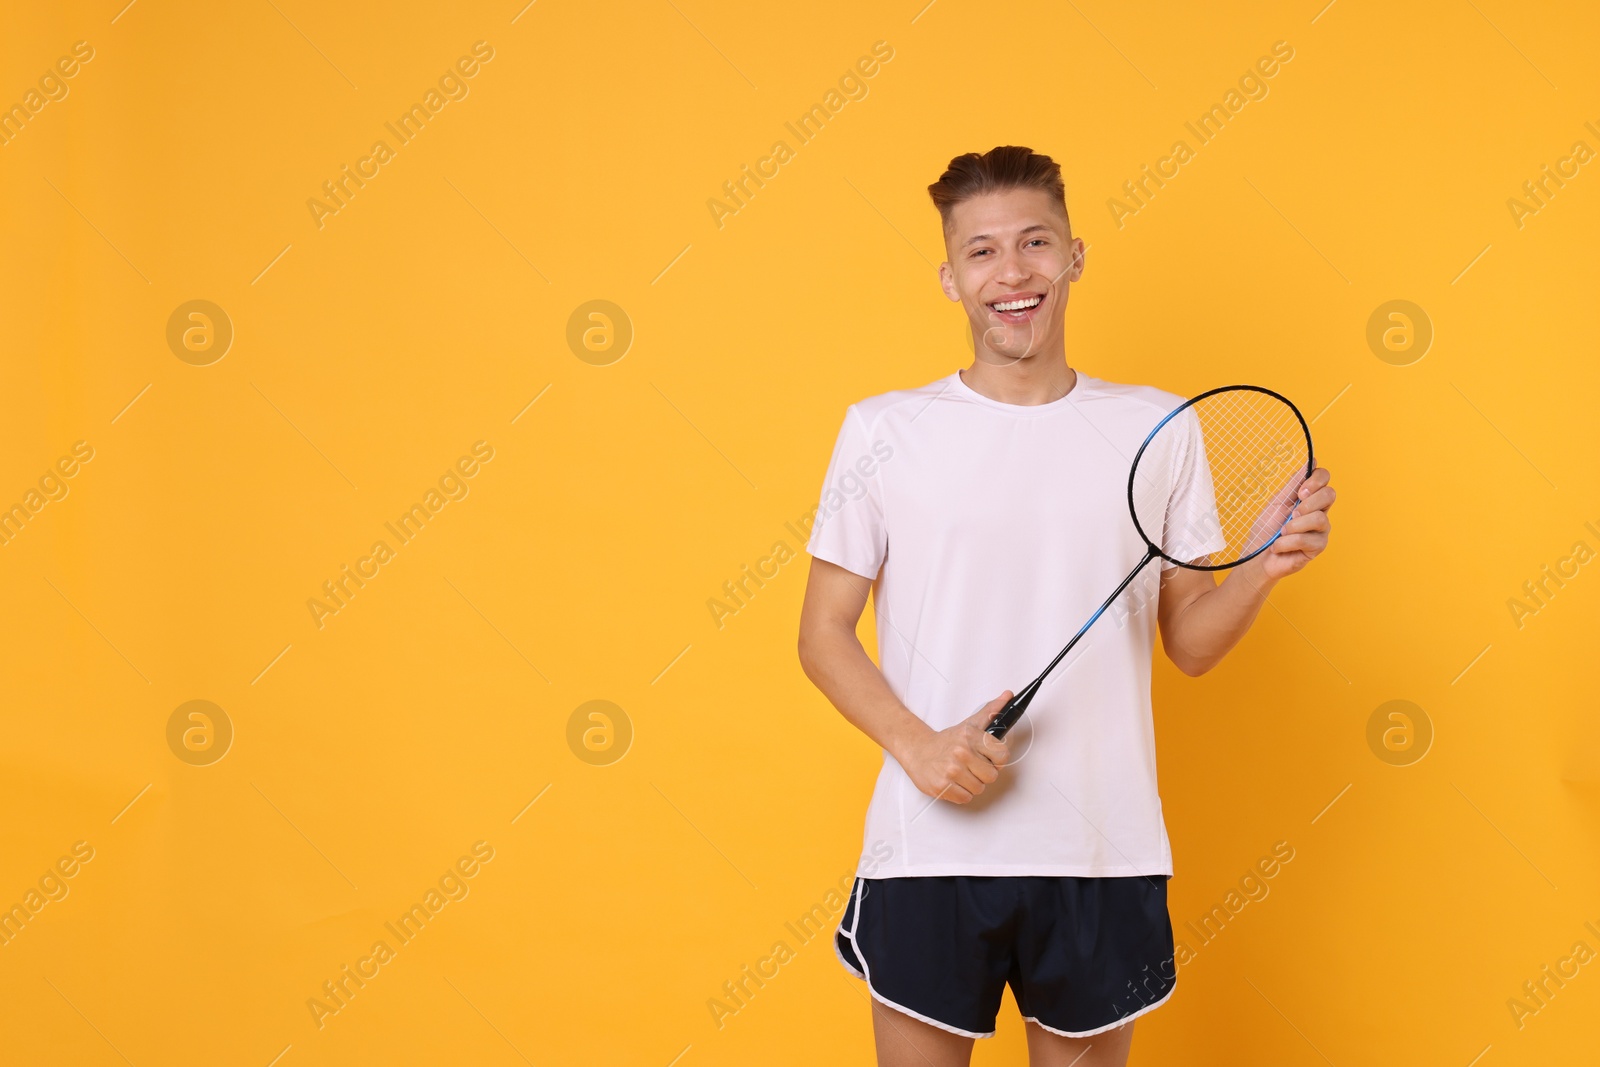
[986,292,1045,322]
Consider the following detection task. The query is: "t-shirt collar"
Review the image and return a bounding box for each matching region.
[948,366,1090,416]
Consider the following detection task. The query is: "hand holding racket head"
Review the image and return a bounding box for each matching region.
[986,385,1314,739]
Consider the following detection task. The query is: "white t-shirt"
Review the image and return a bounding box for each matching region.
[807,368,1225,878]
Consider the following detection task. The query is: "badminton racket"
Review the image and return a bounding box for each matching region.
[986,384,1314,739]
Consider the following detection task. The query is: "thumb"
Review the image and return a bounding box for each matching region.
[968,691,1014,728]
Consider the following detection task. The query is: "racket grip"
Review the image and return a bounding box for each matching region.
[985,685,1038,740]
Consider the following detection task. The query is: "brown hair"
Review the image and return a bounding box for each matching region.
[927,145,1069,236]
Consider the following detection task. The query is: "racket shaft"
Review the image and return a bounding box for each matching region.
[987,548,1158,739]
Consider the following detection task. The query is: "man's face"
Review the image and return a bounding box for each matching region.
[938,187,1084,366]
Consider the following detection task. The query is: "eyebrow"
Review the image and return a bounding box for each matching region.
[962,223,1054,248]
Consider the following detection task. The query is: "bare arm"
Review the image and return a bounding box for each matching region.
[1158,466,1337,676]
[797,557,1010,803]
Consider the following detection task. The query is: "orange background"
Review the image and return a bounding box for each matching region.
[2,1,1597,1064]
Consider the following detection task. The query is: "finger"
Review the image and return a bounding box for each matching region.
[966,753,1000,785]
[1272,528,1326,549]
[950,765,987,796]
[1295,486,1336,515]
[1296,468,1330,499]
[978,733,1010,768]
[1271,532,1327,555]
[1281,511,1329,535]
[936,783,974,804]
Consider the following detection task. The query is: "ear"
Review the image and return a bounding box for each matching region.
[1064,238,1086,283]
[938,261,960,302]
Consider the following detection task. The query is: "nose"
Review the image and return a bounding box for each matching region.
[994,245,1030,287]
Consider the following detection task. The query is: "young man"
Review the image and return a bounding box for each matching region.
[796,146,1335,1067]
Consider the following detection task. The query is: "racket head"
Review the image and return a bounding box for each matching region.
[1127,384,1314,573]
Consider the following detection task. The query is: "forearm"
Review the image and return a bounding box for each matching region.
[798,624,929,763]
[1163,554,1281,676]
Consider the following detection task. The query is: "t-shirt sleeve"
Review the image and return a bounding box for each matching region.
[1160,408,1228,570]
[805,404,888,581]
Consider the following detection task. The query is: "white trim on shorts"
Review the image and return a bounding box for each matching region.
[834,877,998,1041]
[1023,972,1178,1038]
[832,926,865,979]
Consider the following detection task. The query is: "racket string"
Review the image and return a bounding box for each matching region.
[1132,389,1310,567]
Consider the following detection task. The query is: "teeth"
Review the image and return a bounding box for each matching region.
[992,295,1042,312]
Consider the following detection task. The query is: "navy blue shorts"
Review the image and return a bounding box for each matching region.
[834,874,1176,1038]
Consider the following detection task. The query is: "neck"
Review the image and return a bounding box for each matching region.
[959,353,1077,406]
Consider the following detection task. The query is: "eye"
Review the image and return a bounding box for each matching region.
[1026,238,1049,247]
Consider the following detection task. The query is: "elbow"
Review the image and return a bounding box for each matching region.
[1168,650,1213,678]
[797,627,820,679]
[1161,620,1215,677]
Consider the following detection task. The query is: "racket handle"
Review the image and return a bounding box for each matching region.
[985,682,1040,740]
